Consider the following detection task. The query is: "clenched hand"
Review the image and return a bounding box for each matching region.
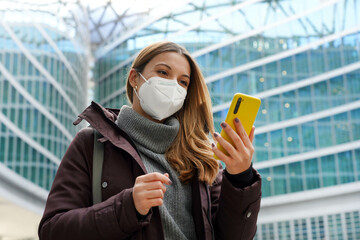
[132,172,172,215]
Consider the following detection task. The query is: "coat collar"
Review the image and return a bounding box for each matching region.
[73,101,147,174]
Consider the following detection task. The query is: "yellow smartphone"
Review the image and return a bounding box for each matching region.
[215,93,261,159]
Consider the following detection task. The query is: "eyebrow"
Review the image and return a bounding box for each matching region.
[155,63,190,79]
[155,63,172,69]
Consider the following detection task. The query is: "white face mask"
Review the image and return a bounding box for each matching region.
[133,72,187,120]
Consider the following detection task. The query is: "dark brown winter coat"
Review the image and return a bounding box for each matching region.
[38,102,262,240]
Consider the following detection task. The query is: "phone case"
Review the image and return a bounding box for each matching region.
[215,93,261,158]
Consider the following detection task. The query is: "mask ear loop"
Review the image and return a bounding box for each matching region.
[133,72,145,101]
[133,85,141,100]
[132,72,146,100]
[137,72,150,84]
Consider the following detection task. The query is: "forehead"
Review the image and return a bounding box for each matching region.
[146,51,191,75]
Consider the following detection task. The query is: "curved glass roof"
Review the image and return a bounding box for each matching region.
[0,0,178,48]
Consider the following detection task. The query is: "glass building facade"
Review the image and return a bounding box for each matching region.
[93,0,360,239]
[0,20,88,191]
[0,2,166,238]
[1,0,359,239]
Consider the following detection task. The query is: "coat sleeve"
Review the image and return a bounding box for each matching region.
[38,128,151,240]
[211,168,262,240]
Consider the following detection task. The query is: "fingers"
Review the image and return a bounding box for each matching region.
[220,121,246,152]
[249,126,255,143]
[133,172,171,215]
[144,179,167,192]
[135,172,171,195]
[147,198,164,207]
[137,172,172,185]
[213,131,238,157]
[212,120,256,174]
[213,121,247,156]
[213,120,255,152]
[139,188,165,199]
[233,118,252,148]
[212,142,231,166]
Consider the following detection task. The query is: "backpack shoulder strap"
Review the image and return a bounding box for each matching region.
[92,128,104,205]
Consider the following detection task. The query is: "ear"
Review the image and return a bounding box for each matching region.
[128,69,139,88]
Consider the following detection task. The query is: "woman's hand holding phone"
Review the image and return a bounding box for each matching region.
[211,93,260,174]
[212,119,255,174]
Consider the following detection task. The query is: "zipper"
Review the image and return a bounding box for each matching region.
[205,183,215,240]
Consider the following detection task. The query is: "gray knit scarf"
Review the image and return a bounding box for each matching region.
[116,106,196,240]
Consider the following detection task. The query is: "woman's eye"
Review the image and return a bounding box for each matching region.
[179,80,188,87]
[157,70,167,75]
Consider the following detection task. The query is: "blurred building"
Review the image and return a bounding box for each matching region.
[93,0,360,239]
[0,0,359,239]
[0,1,90,238]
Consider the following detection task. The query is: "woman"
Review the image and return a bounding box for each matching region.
[38,41,261,240]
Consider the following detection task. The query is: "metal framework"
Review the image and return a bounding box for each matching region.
[0,0,171,49]
[0,0,352,56]
[1,0,343,56]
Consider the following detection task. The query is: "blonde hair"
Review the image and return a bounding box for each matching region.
[126,41,219,185]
